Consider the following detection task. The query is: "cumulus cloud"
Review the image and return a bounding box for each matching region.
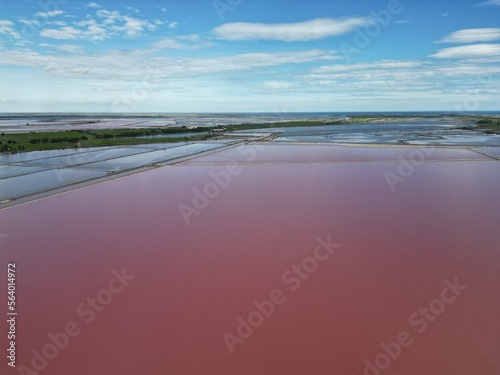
[96,9,121,25]
[41,8,163,41]
[213,17,372,42]
[439,28,500,43]
[87,2,101,8]
[120,16,154,37]
[431,44,500,58]
[41,26,82,40]
[19,19,41,26]
[36,10,64,18]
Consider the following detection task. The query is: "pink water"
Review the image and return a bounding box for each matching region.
[1,144,499,374]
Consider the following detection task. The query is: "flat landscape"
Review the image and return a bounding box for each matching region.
[1,0,499,373]
[1,114,500,204]
[1,129,500,374]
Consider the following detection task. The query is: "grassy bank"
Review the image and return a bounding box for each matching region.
[225,120,341,132]
[0,127,214,152]
[475,117,500,133]
[1,114,498,153]
[0,120,350,151]
[224,115,422,131]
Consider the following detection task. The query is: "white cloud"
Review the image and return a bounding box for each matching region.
[40,26,80,40]
[96,9,121,25]
[36,10,64,18]
[312,60,423,74]
[2,54,499,112]
[41,8,163,41]
[19,19,41,26]
[437,62,500,76]
[213,17,372,42]
[310,59,500,80]
[439,28,500,43]
[0,20,15,27]
[154,50,338,77]
[49,20,67,26]
[441,13,449,17]
[121,16,150,37]
[3,5,499,112]
[178,34,201,41]
[71,68,90,74]
[301,59,500,103]
[0,20,22,40]
[431,44,500,58]
[126,6,140,14]
[0,49,338,80]
[475,0,500,5]
[168,21,178,29]
[87,2,101,8]
[76,19,107,41]
[151,37,190,50]
[97,10,160,37]
[57,44,85,54]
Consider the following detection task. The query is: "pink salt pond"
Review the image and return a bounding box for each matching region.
[1,143,499,375]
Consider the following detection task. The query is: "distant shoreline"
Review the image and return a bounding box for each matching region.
[1,115,499,153]
[1,111,500,118]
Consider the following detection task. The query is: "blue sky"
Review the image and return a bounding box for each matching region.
[0,0,499,112]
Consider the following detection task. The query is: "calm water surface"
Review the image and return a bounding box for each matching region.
[0,145,499,374]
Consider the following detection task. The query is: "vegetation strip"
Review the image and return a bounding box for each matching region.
[0,115,498,153]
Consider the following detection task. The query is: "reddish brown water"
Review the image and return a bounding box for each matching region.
[1,144,499,374]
